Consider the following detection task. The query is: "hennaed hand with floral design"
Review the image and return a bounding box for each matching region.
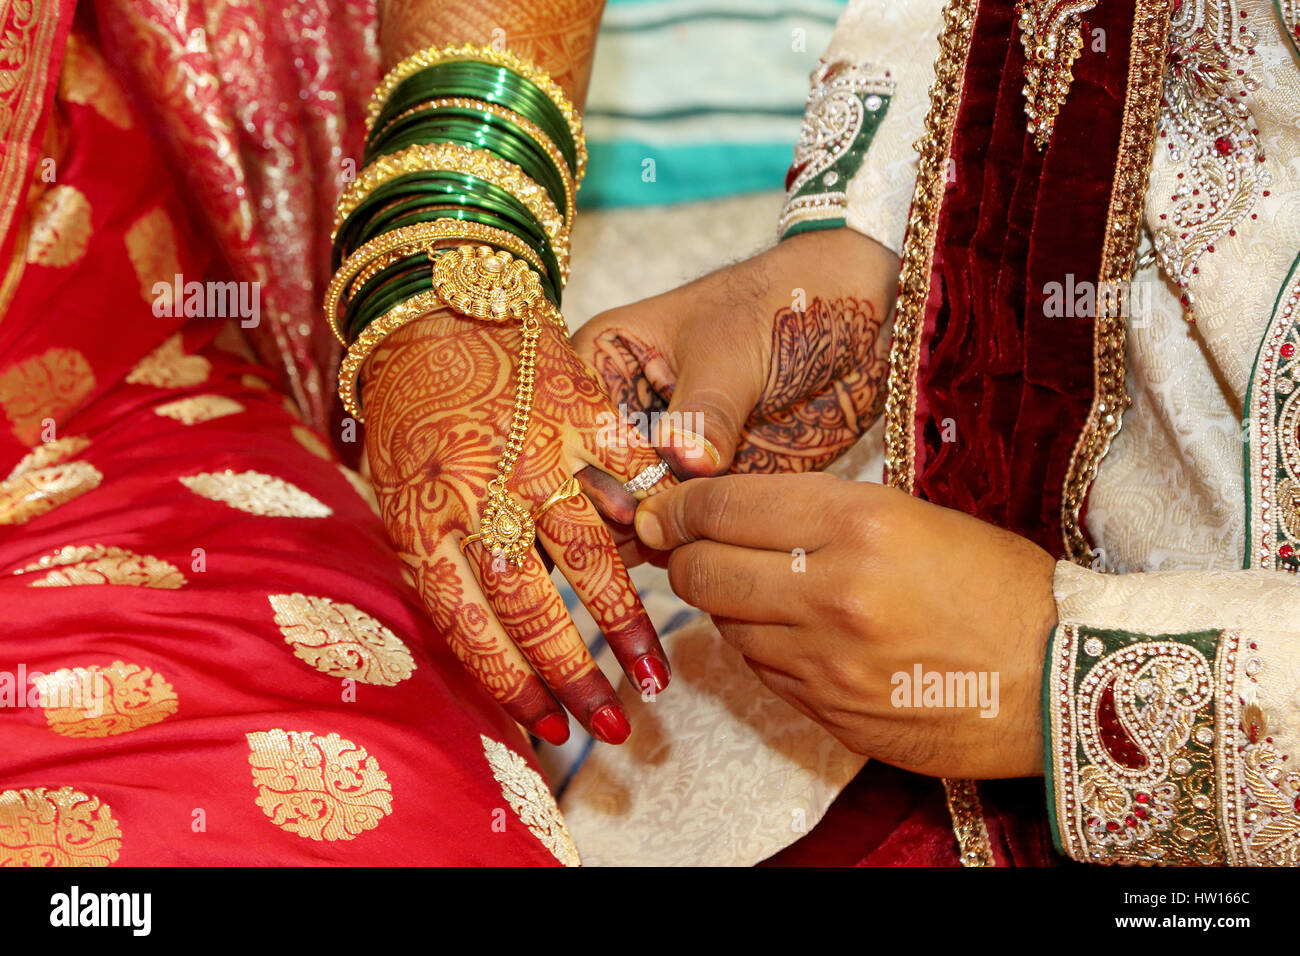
[361,307,674,745]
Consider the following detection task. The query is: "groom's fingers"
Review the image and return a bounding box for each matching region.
[666,541,804,624]
[634,472,845,552]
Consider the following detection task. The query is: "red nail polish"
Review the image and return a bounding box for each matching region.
[634,655,670,693]
[591,705,631,744]
[532,714,570,746]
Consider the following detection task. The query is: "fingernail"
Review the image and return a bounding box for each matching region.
[532,714,570,746]
[676,428,720,467]
[635,509,664,549]
[634,655,671,693]
[591,705,631,744]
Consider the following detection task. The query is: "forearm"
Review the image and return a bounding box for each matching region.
[377,0,605,109]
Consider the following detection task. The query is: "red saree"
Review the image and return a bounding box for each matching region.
[0,9,572,866]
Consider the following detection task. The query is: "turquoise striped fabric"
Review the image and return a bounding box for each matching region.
[581,0,850,208]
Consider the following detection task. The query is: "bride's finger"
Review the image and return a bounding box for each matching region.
[408,539,571,746]
[535,494,670,695]
[465,542,632,744]
[573,429,679,525]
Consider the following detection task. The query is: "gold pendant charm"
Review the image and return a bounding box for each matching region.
[478,484,535,567]
[432,244,544,321]
[1017,0,1098,149]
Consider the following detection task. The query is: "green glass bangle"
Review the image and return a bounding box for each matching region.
[366,115,568,217]
[343,254,432,336]
[373,63,576,173]
[334,171,551,267]
[349,270,434,343]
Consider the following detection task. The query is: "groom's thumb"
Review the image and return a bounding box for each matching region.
[654,331,765,477]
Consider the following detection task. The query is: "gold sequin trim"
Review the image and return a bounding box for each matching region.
[179,469,331,518]
[481,734,580,866]
[126,333,211,388]
[246,729,393,841]
[1060,0,1172,563]
[269,593,416,686]
[14,544,186,588]
[32,661,179,737]
[0,786,122,866]
[153,394,244,425]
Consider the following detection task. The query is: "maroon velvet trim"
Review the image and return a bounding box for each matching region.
[913,0,1132,556]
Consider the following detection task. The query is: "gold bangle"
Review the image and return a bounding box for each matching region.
[379,96,576,226]
[323,219,547,345]
[337,246,566,421]
[331,142,569,280]
[366,43,587,184]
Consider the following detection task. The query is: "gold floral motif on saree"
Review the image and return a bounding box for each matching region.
[1015,0,1098,149]
[123,207,182,306]
[0,347,95,445]
[269,593,416,686]
[246,729,393,842]
[25,185,92,267]
[153,394,244,425]
[0,786,122,867]
[481,734,580,866]
[14,544,186,588]
[291,424,332,461]
[0,461,102,526]
[126,333,211,388]
[1150,0,1270,317]
[6,434,89,479]
[32,661,179,737]
[179,469,332,518]
[337,464,381,517]
[58,31,134,130]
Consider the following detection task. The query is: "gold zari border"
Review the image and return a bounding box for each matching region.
[880,0,992,868]
[1060,0,1173,563]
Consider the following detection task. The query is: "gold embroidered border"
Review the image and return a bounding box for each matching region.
[0,1,64,318]
[880,0,990,868]
[1060,0,1172,563]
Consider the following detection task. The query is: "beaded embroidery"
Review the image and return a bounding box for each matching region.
[777,60,894,240]
[1151,0,1270,318]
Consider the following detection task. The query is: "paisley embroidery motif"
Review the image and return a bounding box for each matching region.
[246,729,393,841]
[32,661,179,737]
[481,734,580,866]
[6,435,90,480]
[123,207,182,305]
[778,60,893,239]
[153,394,244,425]
[0,462,103,526]
[0,786,122,866]
[25,185,93,267]
[14,544,186,588]
[179,469,331,517]
[1048,625,1228,864]
[0,348,95,445]
[1152,0,1270,315]
[126,333,211,388]
[268,593,415,686]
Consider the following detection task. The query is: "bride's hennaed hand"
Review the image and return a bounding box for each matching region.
[360,308,675,745]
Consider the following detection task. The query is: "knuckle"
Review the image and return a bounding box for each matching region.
[667,544,715,608]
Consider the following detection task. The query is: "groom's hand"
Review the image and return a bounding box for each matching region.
[633,472,1058,779]
[572,229,899,483]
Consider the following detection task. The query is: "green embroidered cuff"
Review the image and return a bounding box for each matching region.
[777,60,893,241]
[1045,623,1236,864]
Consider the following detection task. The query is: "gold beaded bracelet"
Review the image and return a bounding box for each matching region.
[324,219,547,345]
